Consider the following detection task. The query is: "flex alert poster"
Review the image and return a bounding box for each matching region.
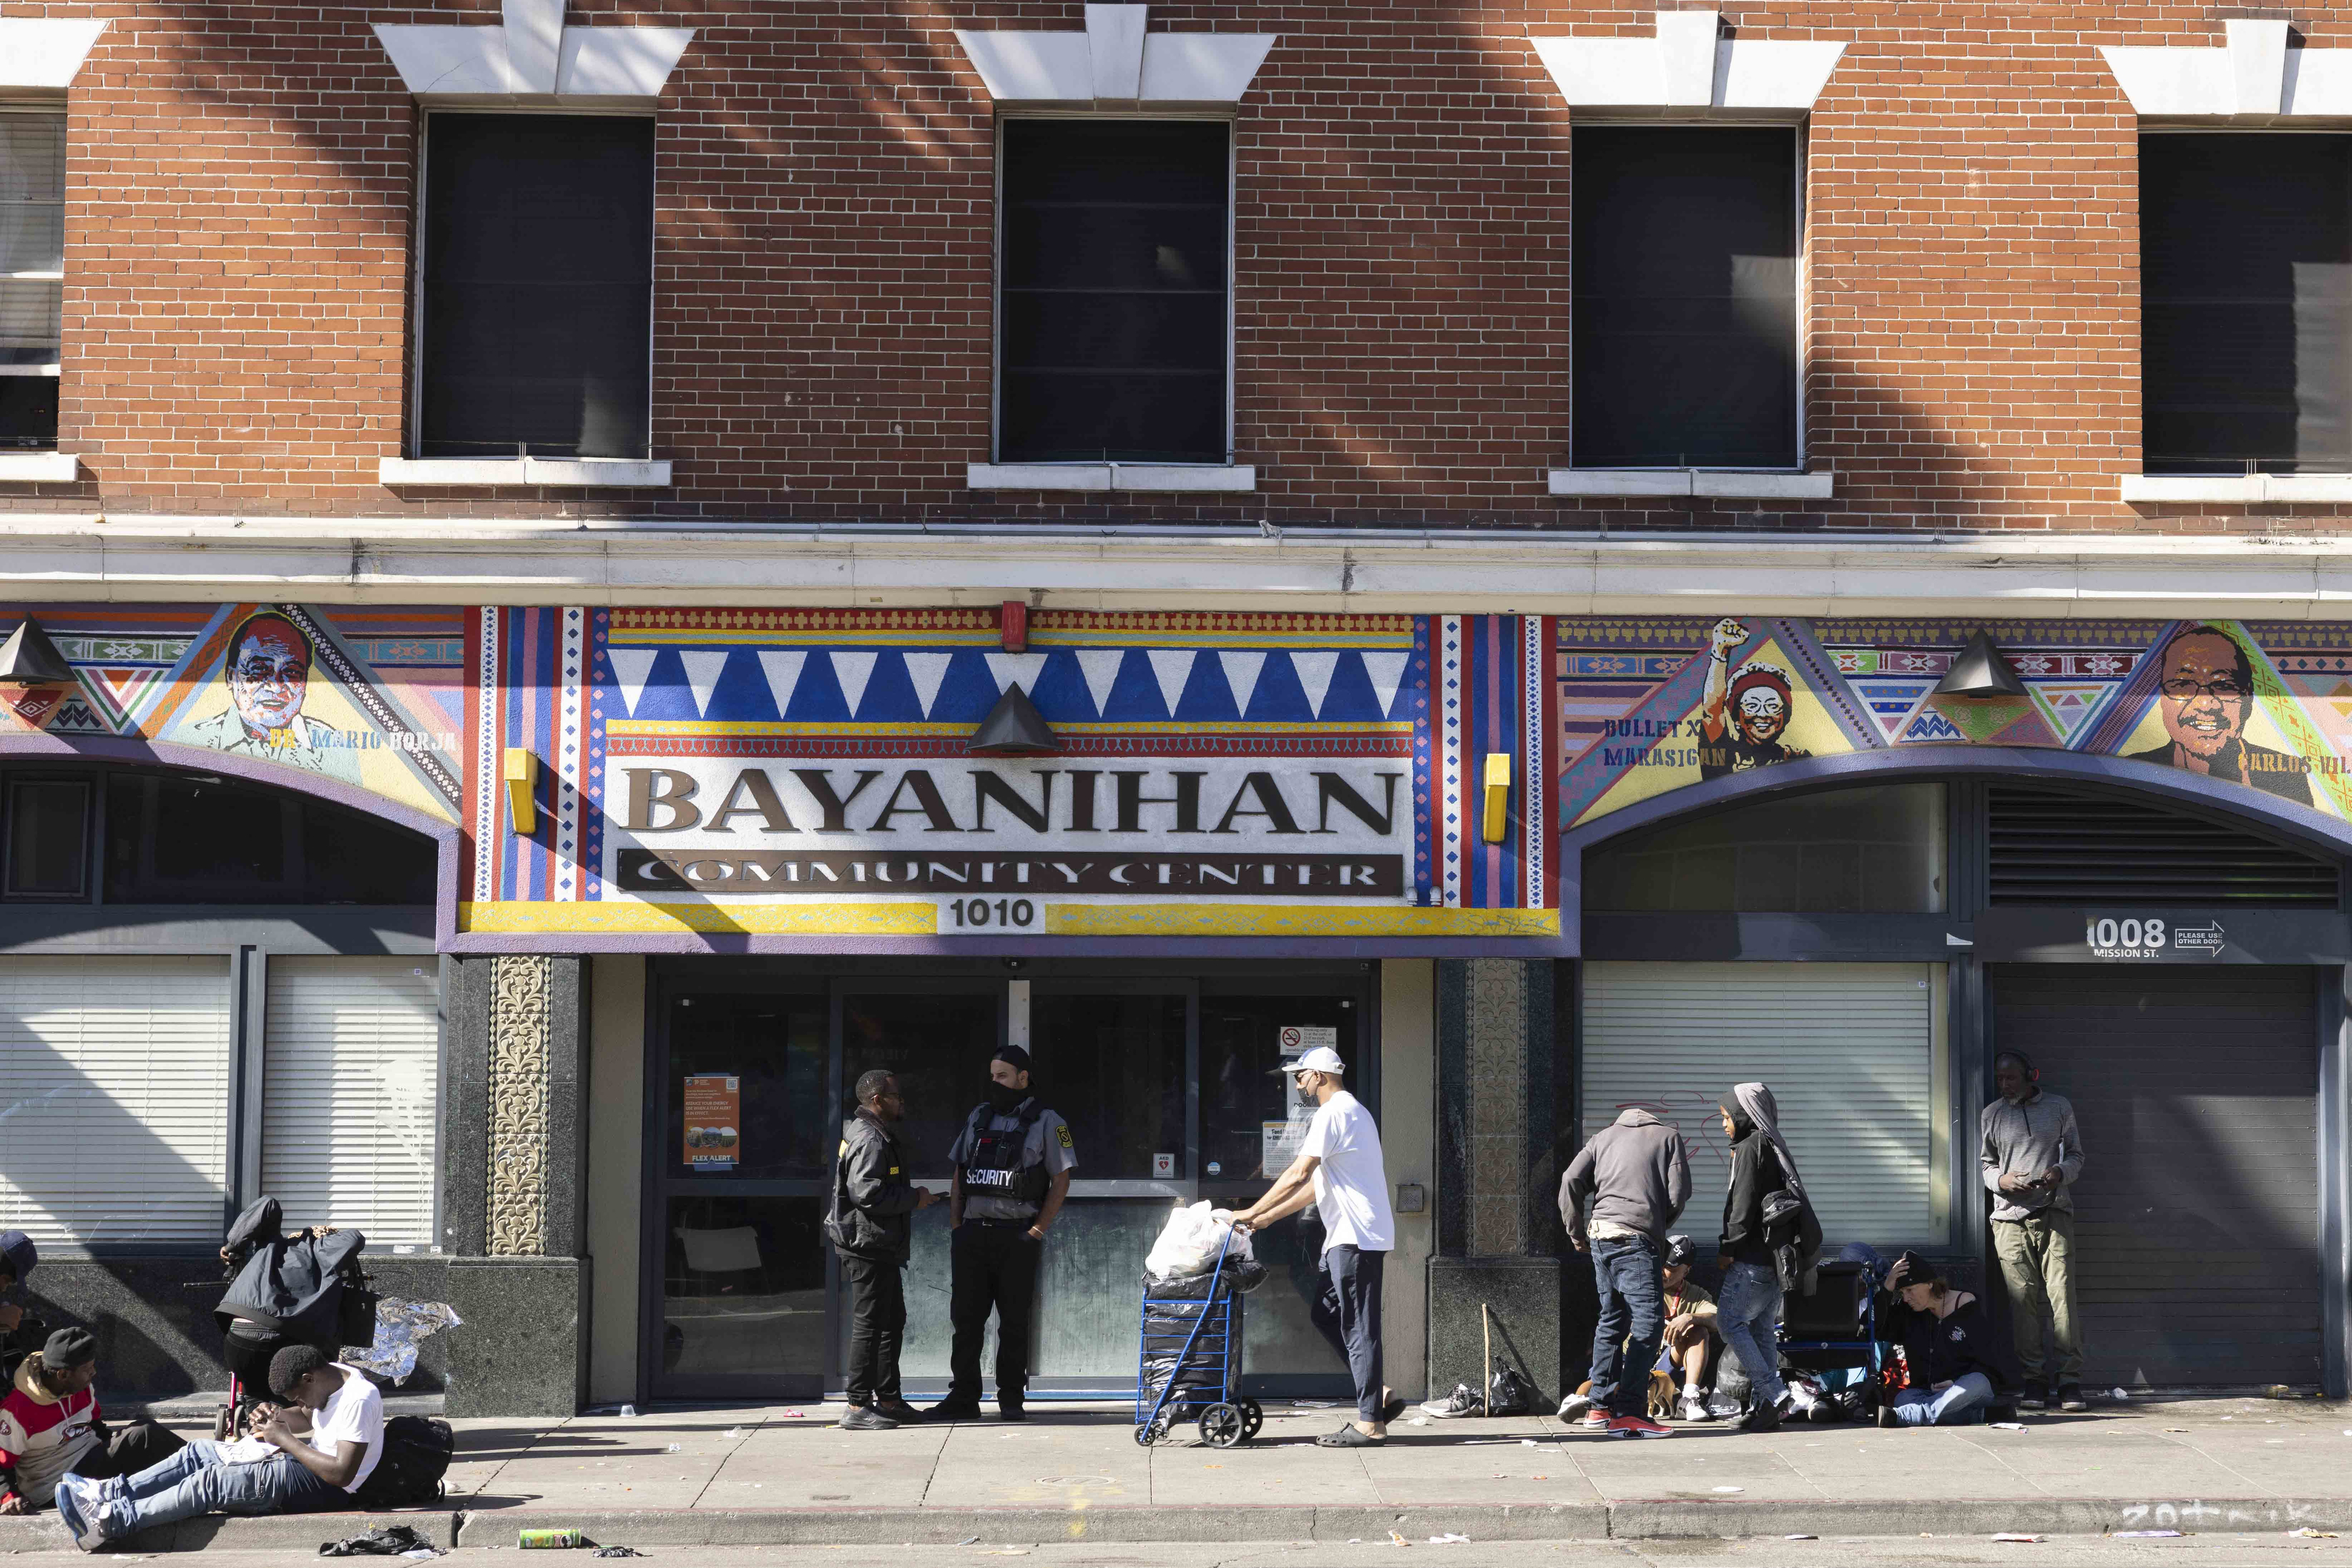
[459,608,1559,941]
[1559,616,2352,827]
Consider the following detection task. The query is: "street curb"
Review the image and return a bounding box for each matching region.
[4,1497,2349,1550]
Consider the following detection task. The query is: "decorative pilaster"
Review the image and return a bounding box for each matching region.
[486,955,554,1258]
[1465,958,1530,1257]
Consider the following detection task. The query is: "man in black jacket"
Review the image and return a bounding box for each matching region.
[829,1070,939,1431]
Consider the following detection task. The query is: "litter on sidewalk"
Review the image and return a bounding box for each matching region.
[2114,1531,2183,1539]
[1991,1534,2047,1544]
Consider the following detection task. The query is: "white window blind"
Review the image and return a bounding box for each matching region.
[1581,962,1944,1245]
[263,956,441,1249]
[0,956,233,1247]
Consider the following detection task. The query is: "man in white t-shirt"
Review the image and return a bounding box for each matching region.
[1230,1045,1400,1447]
[55,1346,379,1550]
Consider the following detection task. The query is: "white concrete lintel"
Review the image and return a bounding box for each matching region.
[13,519,2352,618]
[2103,23,2352,119]
[0,20,107,92]
[1532,11,1846,115]
[2124,473,2352,504]
[379,456,673,488]
[0,453,78,484]
[372,21,694,101]
[1550,469,1834,499]
[967,463,1257,493]
[955,3,1275,103]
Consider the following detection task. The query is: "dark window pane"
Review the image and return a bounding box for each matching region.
[5,779,87,898]
[419,114,655,459]
[839,991,1000,1179]
[103,771,434,904]
[1029,991,1186,1180]
[999,120,1229,463]
[0,378,57,450]
[2143,134,2352,474]
[666,991,828,1180]
[1585,782,1946,913]
[1200,993,1363,1190]
[659,1194,826,1399]
[1572,126,1798,469]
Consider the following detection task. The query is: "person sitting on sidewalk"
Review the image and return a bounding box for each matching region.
[1558,1236,1726,1424]
[0,1329,183,1515]
[53,1346,379,1549]
[1877,1251,2020,1428]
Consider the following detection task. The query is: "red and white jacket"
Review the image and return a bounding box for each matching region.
[0,1356,99,1504]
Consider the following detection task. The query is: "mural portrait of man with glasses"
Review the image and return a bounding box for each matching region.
[182,612,362,786]
[2124,624,2311,806]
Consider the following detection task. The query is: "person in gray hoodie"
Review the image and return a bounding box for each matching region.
[1558,1109,1691,1436]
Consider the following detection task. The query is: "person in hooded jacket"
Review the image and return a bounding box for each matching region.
[0,1234,47,1382]
[1876,1251,2020,1428]
[0,1329,181,1515]
[1558,1107,1691,1438]
[1715,1082,1808,1433]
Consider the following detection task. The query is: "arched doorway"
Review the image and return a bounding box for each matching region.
[0,758,445,1396]
[1562,764,2350,1393]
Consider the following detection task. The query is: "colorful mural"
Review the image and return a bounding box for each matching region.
[1559,617,2352,827]
[0,603,466,825]
[460,608,1558,940]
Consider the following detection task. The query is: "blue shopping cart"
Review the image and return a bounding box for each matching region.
[1134,1228,1261,1448]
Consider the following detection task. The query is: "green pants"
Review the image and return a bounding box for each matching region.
[1992,1208,2081,1384]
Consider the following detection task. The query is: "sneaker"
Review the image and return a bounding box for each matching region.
[998,1403,1028,1423]
[1426,1383,1483,1419]
[2057,1385,2087,1413]
[837,1404,898,1431]
[873,1399,926,1425]
[1580,1410,1610,1431]
[1554,1390,1590,1421]
[1987,1401,2020,1425]
[924,1399,983,1422]
[52,1479,106,1553]
[1704,1394,1744,1421]
[1737,1402,1782,1433]
[1676,1392,1711,1423]
[2017,1385,2049,1411]
[1606,1413,1674,1439]
[1875,1402,1898,1429]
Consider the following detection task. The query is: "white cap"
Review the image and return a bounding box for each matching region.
[1272,1045,1347,1076]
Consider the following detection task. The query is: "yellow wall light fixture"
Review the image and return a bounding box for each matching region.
[1481,752,1512,844]
[504,748,539,837]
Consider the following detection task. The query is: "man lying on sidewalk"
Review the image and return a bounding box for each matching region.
[54,1346,379,1549]
[0,1330,183,1515]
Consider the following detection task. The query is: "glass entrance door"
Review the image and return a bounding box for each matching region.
[644,963,1376,1403]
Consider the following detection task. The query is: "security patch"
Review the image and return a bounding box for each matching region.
[1056,1124,1073,1149]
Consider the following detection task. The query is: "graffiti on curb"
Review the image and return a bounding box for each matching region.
[2117,1502,2328,1528]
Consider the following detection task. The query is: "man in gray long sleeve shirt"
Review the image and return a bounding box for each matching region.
[1980,1051,2084,1410]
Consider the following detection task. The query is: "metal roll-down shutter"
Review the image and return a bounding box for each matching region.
[1990,966,2318,1388]
[1581,962,1942,1246]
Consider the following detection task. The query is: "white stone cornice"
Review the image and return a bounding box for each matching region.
[954,4,1275,105]
[0,20,107,92]
[2103,20,2352,119]
[5,517,2352,619]
[1531,10,1845,117]
[373,0,693,103]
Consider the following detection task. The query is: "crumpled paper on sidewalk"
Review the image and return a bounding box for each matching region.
[341,1298,464,1384]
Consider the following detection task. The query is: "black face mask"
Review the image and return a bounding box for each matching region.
[987,1082,1027,1114]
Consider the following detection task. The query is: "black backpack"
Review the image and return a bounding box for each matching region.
[353,1416,456,1508]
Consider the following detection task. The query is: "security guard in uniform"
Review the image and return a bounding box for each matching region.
[926,1045,1075,1422]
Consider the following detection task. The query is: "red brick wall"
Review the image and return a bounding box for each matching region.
[0,2,2330,532]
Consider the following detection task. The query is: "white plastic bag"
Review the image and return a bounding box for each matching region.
[1145,1200,1252,1281]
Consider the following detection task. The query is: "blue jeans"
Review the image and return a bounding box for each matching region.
[1891,1370,1995,1427]
[1588,1236,1662,1418]
[1718,1260,1788,1406]
[98,1439,342,1537]
[1312,1245,1387,1423]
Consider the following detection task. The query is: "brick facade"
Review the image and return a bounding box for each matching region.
[0,2,2332,532]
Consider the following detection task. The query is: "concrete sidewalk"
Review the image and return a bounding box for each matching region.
[12,1391,2352,1551]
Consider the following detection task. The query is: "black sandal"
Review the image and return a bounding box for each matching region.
[1316,1423,1381,1446]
